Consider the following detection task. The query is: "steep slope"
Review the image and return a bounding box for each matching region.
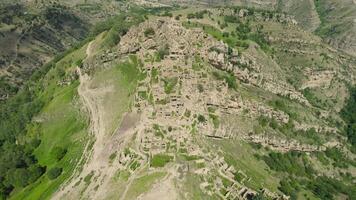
[53,9,355,199]
[2,4,356,200]
[276,0,321,32]
[313,0,356,56]
[0,0,128,100]
[0,3,89,99]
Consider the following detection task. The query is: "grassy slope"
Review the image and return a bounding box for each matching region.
[211,139,280,192]
[89,55,143,135]
[277,0,320,31]
[125,171,167,200]
[314,0,356,55]
[10,45,89,200]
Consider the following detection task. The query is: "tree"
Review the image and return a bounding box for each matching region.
[51,146,67,161]
[47,167,62,180]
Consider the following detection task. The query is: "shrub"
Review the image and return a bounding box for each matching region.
[144,27,155,37]
[197,115,206,123]
[30,138,41,148]
[47,167,62,180]
[340,87,356,152]
[161,11,173,17]
[156,44,170,61]
[84,171,94,183]
[51,147,67,161]
[197,84,204,93]
[162,77,178,94]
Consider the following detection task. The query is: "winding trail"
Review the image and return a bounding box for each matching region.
[52,41,110,199]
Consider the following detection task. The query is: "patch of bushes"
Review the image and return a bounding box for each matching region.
[47,167,62,180]
[144,27,155,37]
[268,99,297,120]
[263,150,356,199]
[197,115,206,123]
[263,151,315,177]
[307,176,356,200]
[187,10,207,19]
[209,114,220,128]
[162,77,178,94]
[156,44,170,61]
[51,146,67,161]
[84,171,94,183]
[340,87,356,152]
[302,88,325,108]
[212,71,238,90]
[324,147,356,168]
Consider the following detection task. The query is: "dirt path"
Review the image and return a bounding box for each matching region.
[52,41,111,199]
[53,37,143,199]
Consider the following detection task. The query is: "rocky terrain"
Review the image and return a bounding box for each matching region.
[1,2,356,200]
[51,9,356,200]
[0,0,128,100]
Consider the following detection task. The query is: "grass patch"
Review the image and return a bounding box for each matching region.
[90,55,143,134]
[210,139,280,192]
[150,154,173,167]
[162,77,178,94]
[125,171,166,199]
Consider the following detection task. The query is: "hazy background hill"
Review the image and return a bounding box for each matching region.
[0,0,126,100]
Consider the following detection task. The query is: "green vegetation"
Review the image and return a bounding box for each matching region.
[109,152,117,162]
[211,140,280,192]
[0,40,88,199]
[187,10,208,19]
[340,87,356,152]
[263,151,315,177]
[209,114,220,128]
[262,150,356,200]
[324,147,356,168]
[302,88,325,108]
[155,44,170,61]
[144,27,155,37]
[150,68,159,83]
[125,171,166,199]
[150,154,173,167]
[94,6,170,48]
[90,55,144,135]
[183,16,271,53]
[314,0,337,37]
[47,167,62,180]
[84,171,94,184]
[212,70,237,90]
[268,99,297,120]
[183,173,217,200]
[162,77,178,94]
[197,115,206,123]
[50,147,67,162]
[197,84,204,93]
[101,12,144,48]
[0,5,155,197]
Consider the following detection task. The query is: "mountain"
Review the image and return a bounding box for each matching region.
[0,0,127,100]
[0,2,356,200]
